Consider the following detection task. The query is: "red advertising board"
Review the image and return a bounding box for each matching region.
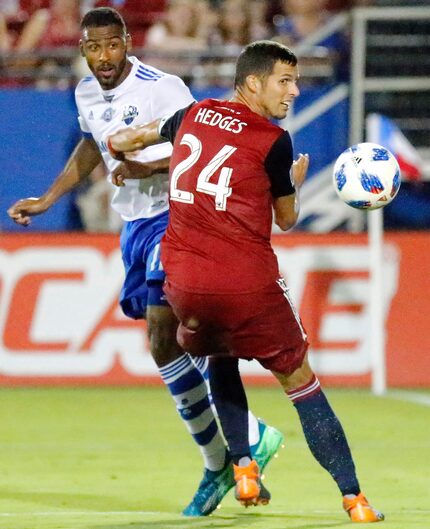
[0,232,428,387]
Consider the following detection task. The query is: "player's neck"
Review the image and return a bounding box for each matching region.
[230,89,267,120]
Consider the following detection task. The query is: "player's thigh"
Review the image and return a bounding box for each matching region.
[228,282,308,375]
[163,281,228,357]
[119,216,167,320]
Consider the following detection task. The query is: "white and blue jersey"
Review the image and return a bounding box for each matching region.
[75,56,195,318]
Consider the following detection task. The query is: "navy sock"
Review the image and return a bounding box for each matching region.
[288,375,360,496]
[209,356,251,464]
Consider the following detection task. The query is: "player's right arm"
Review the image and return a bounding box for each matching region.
[8,137,101,226]
[107,119,164,160]
[273,153,309,231]
[264,130,309,231]
[108,103,194,160]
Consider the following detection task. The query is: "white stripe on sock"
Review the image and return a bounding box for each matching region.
[289,378,321,402]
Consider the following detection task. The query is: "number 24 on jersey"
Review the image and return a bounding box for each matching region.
[170,133,236,211]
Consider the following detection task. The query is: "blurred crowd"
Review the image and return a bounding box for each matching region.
[0,0,361,233]
[3,0,427,233]
[0,0,372,88]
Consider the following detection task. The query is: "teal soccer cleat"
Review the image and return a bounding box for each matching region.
[251,419,285,473]
[182,420,284,516]
[182,457,235,516]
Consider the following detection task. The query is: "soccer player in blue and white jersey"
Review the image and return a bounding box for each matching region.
[7,7,283,516]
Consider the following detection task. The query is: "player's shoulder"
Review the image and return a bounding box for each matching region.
[134,59,185,87]
[133,59,167,82]
[75,75,98,98]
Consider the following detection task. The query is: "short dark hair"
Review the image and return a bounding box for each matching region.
[234,40,298,88]
[80,7,127,34]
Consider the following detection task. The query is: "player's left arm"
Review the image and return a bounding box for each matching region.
[111,157,170,186]
[265,130,309,231]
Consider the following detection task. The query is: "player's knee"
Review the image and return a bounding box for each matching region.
[147,307,182,367]
[273,356,314,392]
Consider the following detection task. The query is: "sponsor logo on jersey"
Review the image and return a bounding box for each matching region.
[122,105,139,125]
[101,108,115,122]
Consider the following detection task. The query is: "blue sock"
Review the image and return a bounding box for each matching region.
[193,356,261,448]
[159,354,226,471]
[208,356,251,464]
[288,375,360,496]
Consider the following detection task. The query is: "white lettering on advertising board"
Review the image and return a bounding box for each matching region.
[0,243,399,378]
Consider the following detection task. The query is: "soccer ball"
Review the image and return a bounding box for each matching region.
[333,142,401,210]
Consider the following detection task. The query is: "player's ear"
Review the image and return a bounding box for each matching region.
[246,74,260,94]
[126,33,132,52]
[79,39,85,57]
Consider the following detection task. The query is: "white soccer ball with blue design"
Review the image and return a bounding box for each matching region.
[333,142,401,210]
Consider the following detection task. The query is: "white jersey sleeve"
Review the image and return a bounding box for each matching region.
[78,115,91,134]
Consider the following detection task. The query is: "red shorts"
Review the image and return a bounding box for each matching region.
[164,278,309,375]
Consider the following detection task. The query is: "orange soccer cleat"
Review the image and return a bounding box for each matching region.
[343,493,385,523]
[233,460,270,507]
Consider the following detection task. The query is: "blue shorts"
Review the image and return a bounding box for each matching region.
[119,211,170,320]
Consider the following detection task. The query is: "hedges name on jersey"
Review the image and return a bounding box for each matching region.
[75,56,195,221]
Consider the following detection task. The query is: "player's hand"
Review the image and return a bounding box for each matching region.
[292,153,309,189]
[7,197,50,226]
[111,160,155,186]
[108,127,146,159]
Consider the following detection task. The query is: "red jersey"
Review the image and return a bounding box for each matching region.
[161,99,295,294]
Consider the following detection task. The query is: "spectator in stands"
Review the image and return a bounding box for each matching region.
[94,0,166,47]
[273,0,335,47]
[249,0,273,41]
[0,0,50,52]
[193,0,272,87]
[15,0,81,51]
[0,13,12,52]
[215,0,261,51]
[272,0,349,81]
[145,0,209,79]
[6,0,81,87]
[145,0,208,52]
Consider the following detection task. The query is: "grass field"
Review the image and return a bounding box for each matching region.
[0,387,429,529]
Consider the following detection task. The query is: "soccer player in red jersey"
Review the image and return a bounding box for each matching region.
[108,40,384,523]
